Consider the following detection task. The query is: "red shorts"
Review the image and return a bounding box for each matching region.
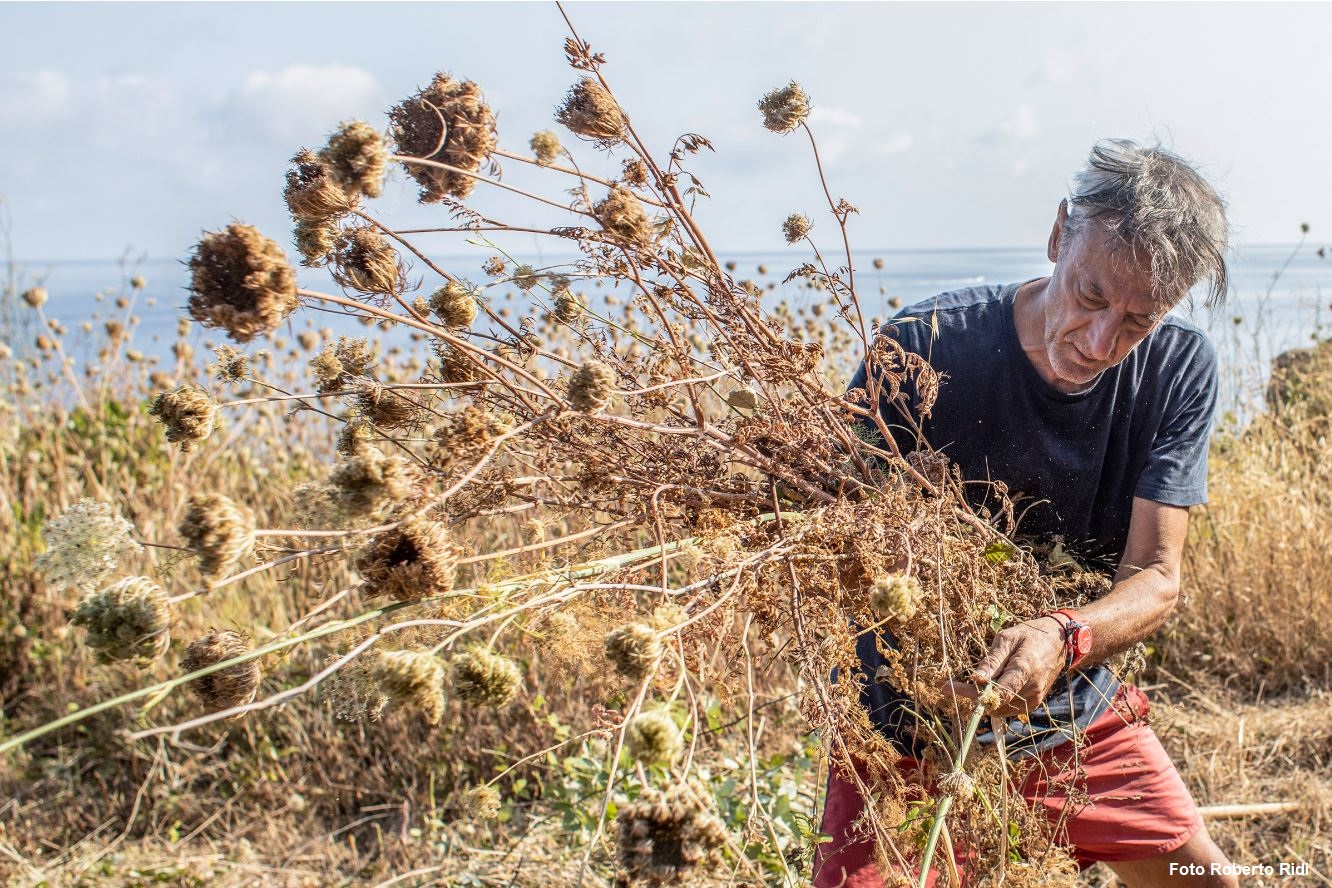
[813,684,1204,887]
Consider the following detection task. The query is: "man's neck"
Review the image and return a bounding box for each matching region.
[1012,277,1068,391]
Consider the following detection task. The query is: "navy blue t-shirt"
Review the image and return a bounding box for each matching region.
[847,280,1218,757]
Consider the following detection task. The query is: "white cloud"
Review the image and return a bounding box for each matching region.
[809,105,863,129]
[878,133,914,157]
[233,64,384,142]
[0,70,73,121]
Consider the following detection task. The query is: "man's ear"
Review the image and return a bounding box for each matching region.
[1048,199,1069,263]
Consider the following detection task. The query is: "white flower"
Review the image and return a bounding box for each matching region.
[36,499,141,592]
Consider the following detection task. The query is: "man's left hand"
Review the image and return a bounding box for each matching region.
[941,616,1067,718]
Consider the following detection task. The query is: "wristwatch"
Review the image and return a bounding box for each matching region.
[1051,608,1093,671]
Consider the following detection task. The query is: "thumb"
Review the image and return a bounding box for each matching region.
[971,633,1018,685]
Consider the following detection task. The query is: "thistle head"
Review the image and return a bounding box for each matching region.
[187,223,299,343]
[568,360,616,413]
[428,280,479,328]
[782,213,812,244]
[70,576,171,665]
[180,630,261,714]
[283,149,354,222]
[758,81,811,134]
[592,186,653,245]
[604,623,661,679]
[370,649,446,724]
[450,647,522,707]
[555,78,627,147]
[149,386,217,452]
[331,227,403,296]
[390,73,498,202]
[320,120,387,200]
[177,493,256,581]
[355,517,457,601]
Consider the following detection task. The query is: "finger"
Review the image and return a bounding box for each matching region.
[940,679,980,704]
[971,633,1019,685]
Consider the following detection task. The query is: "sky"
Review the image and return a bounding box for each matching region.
[1,1,1330,263]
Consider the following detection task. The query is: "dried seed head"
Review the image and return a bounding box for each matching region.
[978,686,1004,713]
[320,120,387,200]
[36,499,142,593]
[435,344,481,384]
[483,255,507,278]
[557,78,627,147]
[552,287,583,323]
[593,186,653,245]
[758,81,811,134]
[187,223,299,343]
[626,709,683,764]
[461,784,501,820]
[178,493,256,581]
[331,447,415,515]
[149,386,217,452]
[356,517,456,601]
[356,383,421,429]
[70,576,171,664]
[450,647,522,707]
[782,213,812,244]
[529,129,562,165]
[434,405,511,462]
[622,159,649,188]
[568,360,616,413]
[331,227,403,296]
[131,275,146,290]
[208,344,251,383]
[873,257,886,270]
[390,73,498,202]
[604,623,661,679]
[512,264,539,291]
[428,280,478,328]
[297,330,320,351]
[284,149,355,222]
[180,630,261,714]
[294,218,338,268]
[22,287,47,308]
[939,770,976,801]
[311,336,374,394]
[371,649,446,724]
[869,573,922,621]
[616,781,727,886]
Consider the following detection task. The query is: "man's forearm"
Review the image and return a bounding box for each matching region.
[1073,563,1180,668]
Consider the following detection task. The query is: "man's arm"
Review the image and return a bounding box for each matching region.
[946,497,1189,717]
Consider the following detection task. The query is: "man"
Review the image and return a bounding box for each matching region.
[816,140,1238,887]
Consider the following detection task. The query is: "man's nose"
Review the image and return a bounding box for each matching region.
[1084,315,1118,361]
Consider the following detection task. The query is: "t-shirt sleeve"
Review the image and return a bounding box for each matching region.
[1134,333,1218,507]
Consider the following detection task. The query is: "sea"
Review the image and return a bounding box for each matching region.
[4,243,1328,415]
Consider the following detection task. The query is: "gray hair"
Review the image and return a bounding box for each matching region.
[1062,139,1229,308]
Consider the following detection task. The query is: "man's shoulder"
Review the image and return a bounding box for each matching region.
[884,283,1015,353]
[1147,313,1218,371]
[894,282,1013,322]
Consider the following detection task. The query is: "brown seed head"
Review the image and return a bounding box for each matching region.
[187,223,299,343]
[390,73,498,202]
[758,81,811,134]
[939,770,976,801]
[70,576,171,665]
[529,129,562,165]
[294,218,338,267]
[356,517,456,601]
[21,287,47,308]
[149,385,217,451]
[552,287,583,323]
[331,447,416,515]
[331,227,403,296]
[593,186,653,245]
[428,280,478,328]
[616,781,727,885]
[320,120,387,200]
[284,149,355,222]
[450,647,522,707]
[208,344,251,383]
[482,255,507,278]
[181,630,261,714]
[622,159,649,188]
[461,784,502,820]
[782,213,812,244]
[512,264,539,291]
[371,649,446,724]
[869,573,922,621]
[568,360,616,413]
[178,493,256,581]
[604,622,661,679]
[311,336,373,394]
[556,78,627,147]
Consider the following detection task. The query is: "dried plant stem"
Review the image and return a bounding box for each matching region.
[492,147,669,208]
[390,154,594,218]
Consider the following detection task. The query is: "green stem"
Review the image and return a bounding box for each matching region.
[917,688,994,888]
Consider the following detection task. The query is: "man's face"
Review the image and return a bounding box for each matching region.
[1040,211,1171,390]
